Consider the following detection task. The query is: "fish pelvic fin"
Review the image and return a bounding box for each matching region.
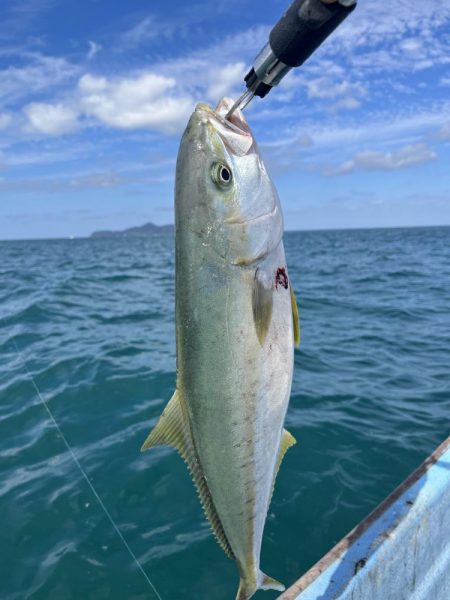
[141,389,235,559]
[290,283,300,347]
[236,571,285,600]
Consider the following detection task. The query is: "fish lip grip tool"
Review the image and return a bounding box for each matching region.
[227,0,357,118]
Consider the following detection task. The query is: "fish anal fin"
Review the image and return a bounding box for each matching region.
[141,390,234,559]
[141,390,188,452]
[269,428,297,506]
[252,269,273,346]
[290,284,300,347]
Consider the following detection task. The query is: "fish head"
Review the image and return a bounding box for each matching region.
[176,97,283,265]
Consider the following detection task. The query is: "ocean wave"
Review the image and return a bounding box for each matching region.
[1,228,449,600]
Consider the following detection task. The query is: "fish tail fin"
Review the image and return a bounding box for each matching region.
[260,571,285,592]
[236,571,285,600]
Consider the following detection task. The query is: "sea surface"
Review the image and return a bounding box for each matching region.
[1,227,449,600]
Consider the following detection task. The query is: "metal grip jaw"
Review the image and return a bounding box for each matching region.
[245,0,356,99]
[226,0,356,118]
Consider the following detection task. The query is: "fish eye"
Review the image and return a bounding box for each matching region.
[211,162,233,188]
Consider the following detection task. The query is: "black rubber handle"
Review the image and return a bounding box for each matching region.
[269,0,355,67]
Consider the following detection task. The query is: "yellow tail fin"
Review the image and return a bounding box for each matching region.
[236,570,285,600]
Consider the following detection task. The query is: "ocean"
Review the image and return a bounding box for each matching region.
[1,226,449,600]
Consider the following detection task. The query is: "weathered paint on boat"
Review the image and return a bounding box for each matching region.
[279,435,450,600]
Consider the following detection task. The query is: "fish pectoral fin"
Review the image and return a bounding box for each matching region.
[141,390,234,559]
[290,284,300,347]
[269,428,297,507]
[252,270,273,346]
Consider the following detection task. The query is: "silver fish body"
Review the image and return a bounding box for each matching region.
[143,98,299,600]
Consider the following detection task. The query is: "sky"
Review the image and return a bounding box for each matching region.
[0,0,450,239]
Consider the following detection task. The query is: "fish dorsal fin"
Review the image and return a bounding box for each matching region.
[141,390,234,558]
[290,284,300,347]
[269,428,296,506]
[252,269,273,345]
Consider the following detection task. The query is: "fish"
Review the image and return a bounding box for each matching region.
[142,97,299,600]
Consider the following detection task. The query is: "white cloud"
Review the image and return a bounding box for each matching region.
[261,132,313,150]
[159,25,268,88]
[24,102,78,135]
[4,53,250,139]
[329,0,450,54]
[290,76,366,112]
[3,3,450,149]
[303,78,366,101]
[0,113,12,130]
[435,122,450,141]
[0,0,60,43]
[120,16,160,47]
[87,41,101,60]
[67,172,124,190]
[333,97,361,111]
[324,143,437,175]
[78,72,193,134]
[206,62,246,101]
[399,38,423,55]
[0,170,126,193]
[0,52,79,108]
[262,103,450,154]
[116,1,246,51]
[368,7,446,70]
[300,0,450,103]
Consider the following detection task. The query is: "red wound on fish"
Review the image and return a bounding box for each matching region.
[275,267,288,290]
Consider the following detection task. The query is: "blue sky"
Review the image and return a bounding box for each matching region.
[1,0,449,239]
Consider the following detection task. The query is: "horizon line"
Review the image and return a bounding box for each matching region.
[1,222,449,243]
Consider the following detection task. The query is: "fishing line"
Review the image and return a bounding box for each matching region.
[6,328,163,600]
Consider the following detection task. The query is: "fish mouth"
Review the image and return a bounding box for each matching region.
[196,99,250,134]
[216,97,252,135]
[195,99,253,156]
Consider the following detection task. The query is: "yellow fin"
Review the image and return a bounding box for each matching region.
[260,572,285,592]
[269,428,297,506]
[141,389,190,452]
[236,570,285,600]
[141,390,234,558]
[252,269,273,345]
[290,284,300,347]
[276,428,296,476]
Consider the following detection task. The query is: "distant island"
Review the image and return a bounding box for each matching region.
[90,222,174,238]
